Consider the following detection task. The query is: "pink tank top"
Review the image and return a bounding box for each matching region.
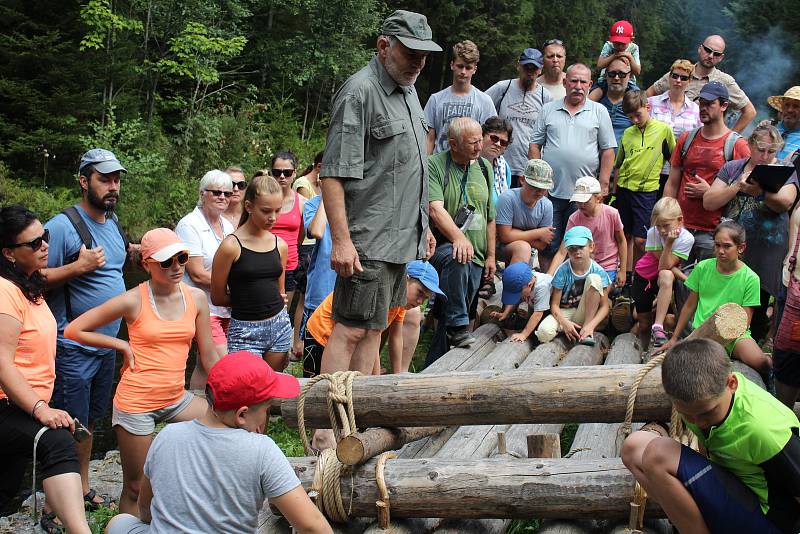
[272,192,301,271]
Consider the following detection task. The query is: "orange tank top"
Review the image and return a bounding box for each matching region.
[114,282,196,413]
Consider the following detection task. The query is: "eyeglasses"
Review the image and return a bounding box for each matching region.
[205,189,233,198]
[670,72,690,81]
[149,252,189,269]
[606,70,631,79]
[271,169,295,178]
[232,181,247,190]
[9,229,49,251]
[488,134,510,147]
[542,39,563,48]
[701,44,724,57]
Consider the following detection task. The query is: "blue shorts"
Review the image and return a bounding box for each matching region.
[613,187,658,239]
[606,269,617,283]
[227,307,293,355]
[51,342,116,426]
[676,444,782,533]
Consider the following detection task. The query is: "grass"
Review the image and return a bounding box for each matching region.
[87,506,118,533]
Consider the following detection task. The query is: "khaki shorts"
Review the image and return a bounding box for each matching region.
[112,391,196,436]
[332,260,406,331]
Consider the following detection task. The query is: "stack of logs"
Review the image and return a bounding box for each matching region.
[259,303,751,533]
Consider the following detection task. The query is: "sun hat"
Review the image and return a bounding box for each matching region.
[140,228,188,262]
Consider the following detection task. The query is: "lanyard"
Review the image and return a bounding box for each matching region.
[444,152,471,207]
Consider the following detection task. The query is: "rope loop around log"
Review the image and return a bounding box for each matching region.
[375,451,397,529]
[310,448,353,523]
[298,370,362,455]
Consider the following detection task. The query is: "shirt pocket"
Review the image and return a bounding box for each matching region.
[370,119,413,165]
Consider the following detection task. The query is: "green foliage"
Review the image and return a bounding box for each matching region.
[156,22,247,84]
[507,519,542,533]
[79,0,143,51]
[269,416,305,457]
[0,163,78,222]
[88,505,119,534]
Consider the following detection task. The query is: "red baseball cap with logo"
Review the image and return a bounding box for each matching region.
[609,20,634,44]
[207,351,300,411]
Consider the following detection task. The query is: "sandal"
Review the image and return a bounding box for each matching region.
[84,488,115,511]
[40,511,63,534]
[477,279,496,299]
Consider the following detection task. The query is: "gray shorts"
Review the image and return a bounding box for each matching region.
[106,514,150,534]
[332,260,406,331]
[227,307,293,355]
[112,390,196,436]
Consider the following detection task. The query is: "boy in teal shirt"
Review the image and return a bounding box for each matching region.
[622,338,800,533]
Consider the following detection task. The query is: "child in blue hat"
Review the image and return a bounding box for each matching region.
[491,262,553,342]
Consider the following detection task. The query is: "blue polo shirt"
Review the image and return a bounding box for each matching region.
[302,196,336,312]
[778,122,800,160]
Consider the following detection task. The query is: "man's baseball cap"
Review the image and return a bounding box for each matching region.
[381,10,442,52]
[519,48,544,68]
[207,351,300,411]
[140,228,188,262]
[563,226,594,248]
[407,260,446,299]
[696,81,729,102]
[501,262,533,306]
[524,159,554,190]
[609,20,634,44]
[768,86,800,112]
[570,176,602,203]
[79,148,127,175]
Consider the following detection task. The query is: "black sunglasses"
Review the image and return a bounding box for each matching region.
[606,70,631,79]
[150,252,189,269]
[701,44,724,57]
[232,180,247,190]
[271,168,295,178]
[9,229,49,251]
[670,72,690,81]
[205,189,233,198]
[488,134,510,147]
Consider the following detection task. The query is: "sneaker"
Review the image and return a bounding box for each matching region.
[447,328,476,348]
[651,325,668,347]
[611,290,633,332]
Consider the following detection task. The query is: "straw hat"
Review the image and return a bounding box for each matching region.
[768,86,800,112]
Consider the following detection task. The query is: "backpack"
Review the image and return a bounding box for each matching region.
[679,127,742,163]
[60,206,129,320]
[431,155,493,246]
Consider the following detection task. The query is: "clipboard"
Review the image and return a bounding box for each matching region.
[749,164,795,194]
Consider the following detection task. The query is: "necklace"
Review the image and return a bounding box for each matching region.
[202,208,225,243]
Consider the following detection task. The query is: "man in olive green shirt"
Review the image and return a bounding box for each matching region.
[427,117,496,361]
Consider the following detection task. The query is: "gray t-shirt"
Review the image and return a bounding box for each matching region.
[485,80,553,176]
[495,188,553,231]
[424,86,496,153]
[531,99,617,200]
[143,420,300,533]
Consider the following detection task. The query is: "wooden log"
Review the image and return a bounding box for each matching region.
[527,433,561,459]
[732,360,765,389]
[337,426,446,466]
[284,456,662,520]
[685,302,748,346]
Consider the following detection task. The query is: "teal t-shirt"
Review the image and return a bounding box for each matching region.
[684,259,761,328]
[684,373,800,514]
[428,151,495,267]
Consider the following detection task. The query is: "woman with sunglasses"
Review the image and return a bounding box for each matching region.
[480,116,514,204]
[0,205,91,534]
[175,169,234,387]
[65,228,217,514]
[211,175,293,371]
[222,165,248,229]
[647,59,701,193]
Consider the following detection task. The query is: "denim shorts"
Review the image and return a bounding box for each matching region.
[227,307,293,355]
[52,342,116,426]
[112,391,196,436]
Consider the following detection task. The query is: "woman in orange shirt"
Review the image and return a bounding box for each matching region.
[0,205,90,533]
[66,228,218,514]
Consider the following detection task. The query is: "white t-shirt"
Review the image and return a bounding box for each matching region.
[527,272,554,312]
[175,207,233,318]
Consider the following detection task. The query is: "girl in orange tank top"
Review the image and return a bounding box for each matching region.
[65,228,219,514]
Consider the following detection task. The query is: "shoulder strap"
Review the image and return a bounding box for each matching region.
[679,127,701,162]
[789,223,800,275]
[443,152,452,192]
[495,80,513,113]
[723,131,742,162]
[62,206,93,259]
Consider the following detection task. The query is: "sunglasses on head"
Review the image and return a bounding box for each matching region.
[149,252,189,269]
[489,134,510,147]
[232,181,247,190]
[271,169,295,178]
[606,70,630,79]
[542,39,563,47]
[206,189,233,198]
[701,44,724,57]
[9,229,49,251]
[670,72,690,81]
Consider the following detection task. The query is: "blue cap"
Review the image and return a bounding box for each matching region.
[696,81,729,102]
[519,48,544,68]
[79,148,127,175]
[563,226,593,247]
[407,260,446,299]
[501,262,533,306]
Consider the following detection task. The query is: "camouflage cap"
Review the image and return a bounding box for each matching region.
[523,159,554,190]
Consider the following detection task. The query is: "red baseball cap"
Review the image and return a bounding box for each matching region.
[206,351,300,411]
[609,20,634,44]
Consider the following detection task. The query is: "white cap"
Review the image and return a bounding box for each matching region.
[570,176,601,203]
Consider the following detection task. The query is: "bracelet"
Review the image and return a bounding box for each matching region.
[31,399,46,417]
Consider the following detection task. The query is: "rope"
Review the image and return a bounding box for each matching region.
[298,371,362,455]
[375,452,397,529]
[31,426,49,524]
[310,448,353,523]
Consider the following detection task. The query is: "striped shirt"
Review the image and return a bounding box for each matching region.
[648,93,701,174]
[778,122,800,160]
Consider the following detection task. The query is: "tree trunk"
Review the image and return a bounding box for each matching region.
[685,302,748,345]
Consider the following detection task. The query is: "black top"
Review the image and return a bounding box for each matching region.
[228,234,284,321]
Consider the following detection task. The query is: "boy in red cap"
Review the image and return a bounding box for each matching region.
[105,351,332,534]
[590,20,641,100]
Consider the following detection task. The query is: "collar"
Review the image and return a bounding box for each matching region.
[371,55,402,96]
[556,97,591,114]
[778,122,800,135]
[691,66,717,81]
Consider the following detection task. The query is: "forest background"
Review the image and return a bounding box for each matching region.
[2,0,798,237]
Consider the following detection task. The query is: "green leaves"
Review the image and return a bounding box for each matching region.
[156,22,247,84]
[79,0,143,51]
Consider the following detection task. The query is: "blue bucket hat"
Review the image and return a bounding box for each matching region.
[563,226,594,247]
[501,262,533,305]
[407,260,446,299]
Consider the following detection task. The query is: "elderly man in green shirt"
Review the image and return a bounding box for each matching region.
[314,10,440,450]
